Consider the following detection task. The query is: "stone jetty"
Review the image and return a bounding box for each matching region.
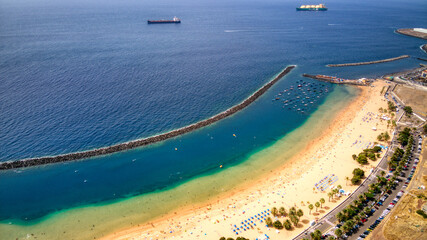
[0,65,296,170]
[327,55,410,67]
[302,73,371,86]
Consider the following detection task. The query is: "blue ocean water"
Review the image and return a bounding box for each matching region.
[0,0,426,222]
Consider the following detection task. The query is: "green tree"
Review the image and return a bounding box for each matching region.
[357,154,368,164]
[352,154,357,160]
[345,220,354,229]
[423,125,427,135]
[308,204,314,214]
[351,175,361,185]
[403,106,413,116]
[353,200,360,208]
[315,202,320,212]
[289,207,297,216]
[290,214,299,227]
[271,207,278,217]
[353,168,365,178]
[364,207,371,215]
[320,198,325,208]
[310,229,322,240]
[336,211,345,222]
[297,209,304,217]
[279,207,287,217]
[384,132,390,141]
[354,215,361,223]
[219,237,226,240]
[283,219,292,230]
[388,101,396,111]
[328,192,334,202]
[335,228,343,238]
[273,220,283,229]
[265,217,273,227]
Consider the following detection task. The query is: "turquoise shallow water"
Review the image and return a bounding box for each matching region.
[0,0,426,238]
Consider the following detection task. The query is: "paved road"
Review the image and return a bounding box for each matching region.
[346,139,422,240]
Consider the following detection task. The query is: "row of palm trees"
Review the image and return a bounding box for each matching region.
[326,185,342,202]
[333,138,414,239]
[266,206,304,230]
[307,197,326,214]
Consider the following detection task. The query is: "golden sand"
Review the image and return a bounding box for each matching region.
[102,81,392,240]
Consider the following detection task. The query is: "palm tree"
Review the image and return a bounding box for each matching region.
[265,217,273,227]
[336,212,345,222]
[359,194,365,202]
[364,207,371,215]
[289,207,297,216]
[308,204,314,214]
[328,192,334,202]
[354,215,361,223]
[290,214,299,227]
[380,170,385,177]
[345,220,354,229]
[320,198,325,208]
[353,200,360,208]
[315,202,320,212]
[283,219,292,230]
[334,228,343,238]
[271,207,278,217]
[279,207,287,217]
[310,229,322,240]
[297,209,304,217]
[342,224,349,233]
[333,188,339,195]
[337,185,342,190]
[345,176,350,186]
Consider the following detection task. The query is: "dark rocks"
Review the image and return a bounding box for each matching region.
[327,55,410,67]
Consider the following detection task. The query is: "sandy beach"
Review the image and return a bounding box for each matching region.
[101,81,391,240]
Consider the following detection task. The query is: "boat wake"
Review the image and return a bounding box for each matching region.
[224,30,248,33]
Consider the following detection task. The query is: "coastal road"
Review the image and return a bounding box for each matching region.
[293,86,407,240]
[293,133,396,240]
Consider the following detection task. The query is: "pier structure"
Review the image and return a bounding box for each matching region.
[327,55,410,67]
[302,74,371,86]
[0,66,296,170]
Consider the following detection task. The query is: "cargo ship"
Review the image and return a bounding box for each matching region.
[147,16,181,24]
[296,4,327,11]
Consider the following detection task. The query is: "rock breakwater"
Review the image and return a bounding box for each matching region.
[327,55,410,67]
[0,65,296,170]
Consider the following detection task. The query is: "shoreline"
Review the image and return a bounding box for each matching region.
[0,66,295,170]
[101,81,391,240]
[326,55,410,67]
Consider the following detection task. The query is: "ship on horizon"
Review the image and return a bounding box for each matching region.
[296,4,328,11]
[147,16,181,24]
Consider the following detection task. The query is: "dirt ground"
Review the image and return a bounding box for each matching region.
[394,85,427,118]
